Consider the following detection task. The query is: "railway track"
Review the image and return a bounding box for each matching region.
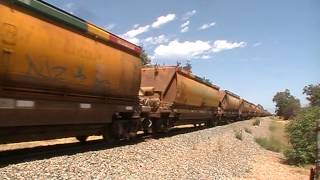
[0,125,206,167]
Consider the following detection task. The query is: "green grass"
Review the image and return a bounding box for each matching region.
[255,136,285,152]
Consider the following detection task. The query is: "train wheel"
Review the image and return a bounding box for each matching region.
[143,126,153,135]
[151,118,160,134]
[142,118,153,135]
[128,121,138,140]
[162,118,170,133]
[152,118,168,134]
[76,136,88,143]
[213,120,218,127]
[103,132,115,144]
[206,119,214,128]
[102,125,116,144]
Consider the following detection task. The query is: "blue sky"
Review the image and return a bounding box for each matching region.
[44,0,319,112]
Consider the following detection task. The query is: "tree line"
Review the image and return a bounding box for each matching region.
[273,83,320,165]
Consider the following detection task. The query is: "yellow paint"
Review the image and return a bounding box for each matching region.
[87,24,110,41]
[0,2,141,97]
[175,74,220,107]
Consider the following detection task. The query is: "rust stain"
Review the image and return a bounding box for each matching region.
[1,23,17,46]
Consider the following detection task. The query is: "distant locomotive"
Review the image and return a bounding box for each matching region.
[0,0,270,145]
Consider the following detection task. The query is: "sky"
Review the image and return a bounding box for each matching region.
[44,0,320,112]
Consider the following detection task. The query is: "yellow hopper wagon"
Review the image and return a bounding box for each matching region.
[0,0,142,143]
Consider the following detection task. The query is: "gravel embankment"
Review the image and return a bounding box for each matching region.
[0,117,308,179]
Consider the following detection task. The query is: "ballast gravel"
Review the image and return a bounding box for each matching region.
[0,119,267,180]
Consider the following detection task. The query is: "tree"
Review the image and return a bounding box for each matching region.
[272,89,301,120]
[285,106,320,165]
[140,48,151,65]
[284,84,320,165]
[303,83,320,107]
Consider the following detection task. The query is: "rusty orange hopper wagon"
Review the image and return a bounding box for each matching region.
[219,90,242,122]
[139,66,221,133]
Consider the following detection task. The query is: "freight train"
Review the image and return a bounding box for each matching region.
[0,0,270,144]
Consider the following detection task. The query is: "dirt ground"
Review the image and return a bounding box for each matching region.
[242,150,309,180]
[239,117,310,180]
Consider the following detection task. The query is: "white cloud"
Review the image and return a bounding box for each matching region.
[152,14,176,28]
[181,21,190,28]
[201,55,211,59]
[153,39,247,60]
[154,40,211,59]
[144,35,169,45]
[103,23,116,30]
[182,10,197,20]
[253,42,262,47]
[180,21,190,33]
[63,2,76,14]
[180,26,189,33]
[212,40,247,53]
[123,25,150,38]
[121,13,178,45]
[133,24,140,28]
[199,22,216,30]
[122,37,140,45]
[122,13,176,42]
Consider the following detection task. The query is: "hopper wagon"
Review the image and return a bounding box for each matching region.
[239,99,252,119]
[139,66,221,133]
[249,103,258,117]
[0,0,142,144]
[255,104,264,117]
[218,90,242,122]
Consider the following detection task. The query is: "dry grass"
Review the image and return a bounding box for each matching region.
[270,120,289,148]
[234,129,243,141]
[255,136,283,152]
[252,118,261,126]
[244,127,252,134]
[255,119,289,153]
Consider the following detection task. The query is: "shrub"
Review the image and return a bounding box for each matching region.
[285,106,320,165]
[252,118,261,126]
[244,127,252,134]
[235,130,243,141]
